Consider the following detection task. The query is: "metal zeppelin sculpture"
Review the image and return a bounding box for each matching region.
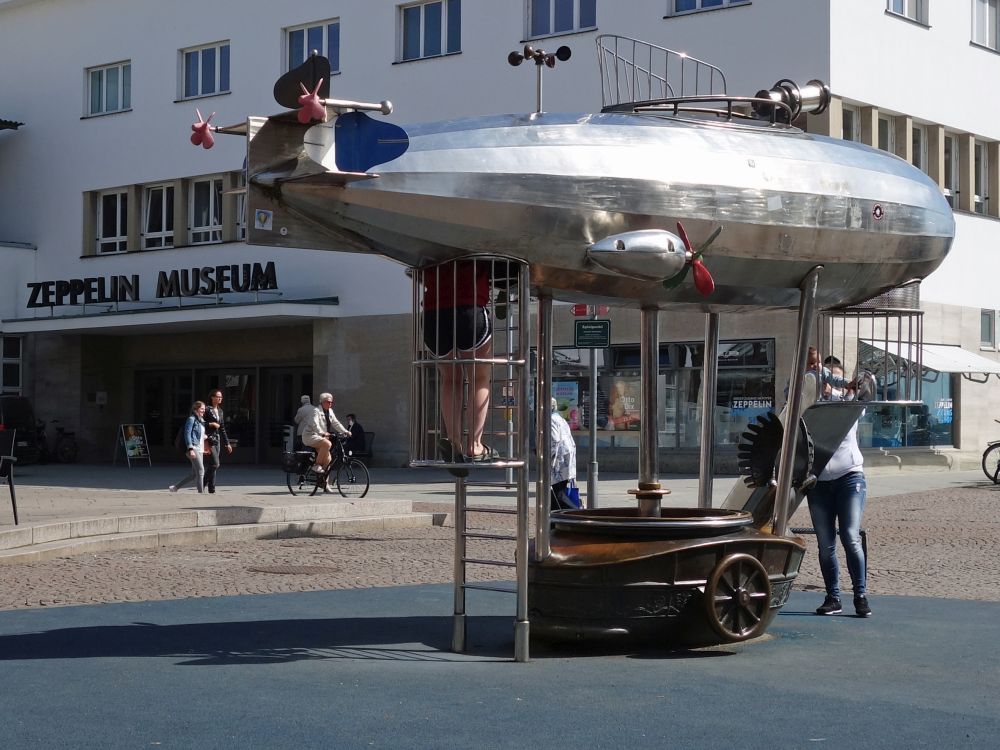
[202,36,953,651]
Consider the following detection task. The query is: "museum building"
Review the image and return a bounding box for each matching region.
[2,0,1000,470]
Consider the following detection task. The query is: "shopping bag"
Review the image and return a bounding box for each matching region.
[564,480,582,509]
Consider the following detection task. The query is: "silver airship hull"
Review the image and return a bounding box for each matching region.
[245,110,954,311]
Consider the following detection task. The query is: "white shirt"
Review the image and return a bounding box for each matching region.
[550,411,577,484]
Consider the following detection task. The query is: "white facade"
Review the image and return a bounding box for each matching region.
[1,0,998,466]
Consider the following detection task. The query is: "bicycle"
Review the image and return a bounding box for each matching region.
[283,437,370,498]
[37,419,78,464]
[982,420,1000,483]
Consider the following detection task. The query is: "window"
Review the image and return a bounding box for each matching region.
[528,0,595,37]
[842,104,861,142]
[982,310,996,348]
[86,61,131,116]
[974,0,999,49]
[286,19,340,72]
[975,140,988,214]
[399,0,461,60]
[1,336,22,396]
[878,114,895,153]
[190,177,223,244]
[887,0,927,23]
[235,171,247,241]
[142,184,174,249]
[181,41,230,99]
[97,189,128,253]
[912,124,927,172]
[670,0,749,15]
[944,133,958,207]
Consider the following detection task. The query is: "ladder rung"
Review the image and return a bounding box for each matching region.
[463,582,517,594]
[463,557,516,567]
[463,506,516,515]
[463,532,516,542]
[464,481,519,489]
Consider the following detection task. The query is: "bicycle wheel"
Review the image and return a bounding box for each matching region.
[56,438,78,463]
[982,444,1000,484]
[286,471,308,496]
[337,459,370,498]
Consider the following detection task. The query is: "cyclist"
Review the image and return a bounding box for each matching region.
[301,392,351,472]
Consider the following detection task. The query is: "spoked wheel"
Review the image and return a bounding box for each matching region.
[337,459,370,498]
[982,444,1000,484]
[703,553,772,642]
[286,471,309,496]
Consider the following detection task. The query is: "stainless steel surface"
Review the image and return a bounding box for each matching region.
[514,262,531,662]
[587,230,687,282]
[248,108,953,310]
[773,267,822,536]
[637,307,660,517]
[587,345,598,509]
[453,476,466,653]
[699,312,720,508]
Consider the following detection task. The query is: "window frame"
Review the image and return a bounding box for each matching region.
[667,0,751,17]
[886,0,928,24]
[189,176,224,245]
[85,60,131,116]
[973,0,999,50]
[527,0,597,39]
[285,18,341,73]
[96,189,129,254]
[982,309,996,348]
[398,0,462,61]
[180,40,230,100]
[842,104,861,142]
[911,123,928,173]
[877,114,896,153]
[1,336,22,396]
[944,133,959,208]
[975,140,989,214]
[142,183,175,250]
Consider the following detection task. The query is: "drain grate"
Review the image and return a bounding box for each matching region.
[248,565,340,575]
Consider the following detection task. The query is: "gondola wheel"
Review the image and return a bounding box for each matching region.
[703,553,772,642]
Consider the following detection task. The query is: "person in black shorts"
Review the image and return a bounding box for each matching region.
[423,259,497,462]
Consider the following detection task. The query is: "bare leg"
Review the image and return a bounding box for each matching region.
[466,340,493,456]
[312,438,332,469]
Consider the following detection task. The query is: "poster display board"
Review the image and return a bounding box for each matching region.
[117,424,151,467]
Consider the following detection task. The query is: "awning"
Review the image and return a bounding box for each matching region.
[862,340,1000,380]
[1,298,340,336]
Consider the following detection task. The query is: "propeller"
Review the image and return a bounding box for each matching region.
[190,109,216,149]
[663,221,719,296]
[297,78,327,124]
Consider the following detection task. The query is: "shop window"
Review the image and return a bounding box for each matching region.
[1,336,21,396]
[189,176,223,244]
[529,0,596,37]
[142,184,174,249]
[181,41,230,99]
[86,60,131,116]
[974,0,1000,50]
[887,0,927,24]
[286,18,341,72]
[97,189,129,253]
[399,0,461,61]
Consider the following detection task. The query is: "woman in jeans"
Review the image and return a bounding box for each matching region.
[169,401,207,493]
[807,378,872,618]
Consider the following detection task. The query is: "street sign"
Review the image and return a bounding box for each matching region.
[575,319,610,348]
[571,304,610,317]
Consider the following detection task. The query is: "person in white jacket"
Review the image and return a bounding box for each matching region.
[550,398,578,510]
[302,392,350,471]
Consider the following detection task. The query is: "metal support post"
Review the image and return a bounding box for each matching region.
[535,292,553,560]
[773,266,822,537]
[637,307,661,516]
[698,312,720,509]
[587,342,599,509]
[452,475,467,653]
[514,262,531,662]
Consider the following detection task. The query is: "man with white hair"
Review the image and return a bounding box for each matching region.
[293,395,313,449]
[302,392,350,471]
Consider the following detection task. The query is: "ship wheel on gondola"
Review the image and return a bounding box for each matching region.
[703,553,772,642]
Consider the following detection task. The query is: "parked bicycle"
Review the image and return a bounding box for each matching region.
[283,437,370,498]
[982,420,1000,483]
[37,419,78,464]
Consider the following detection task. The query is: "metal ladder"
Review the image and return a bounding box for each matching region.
[409,257,532,661]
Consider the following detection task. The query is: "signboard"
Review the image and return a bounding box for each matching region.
[575,320,610,348]
[117,424,151,468]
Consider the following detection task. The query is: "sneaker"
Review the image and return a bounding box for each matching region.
[816,595,842,615]
[168,485,177,493]
[854,595,872,618]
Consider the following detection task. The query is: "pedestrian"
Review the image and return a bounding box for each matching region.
[423,259,497,463]
[344,413,366,455]
[203,388,233,494]
[294,395,313,450]
[169,401,207,493]
[549,397,578,510]
[302,392,351,471]
[807,368,871,617]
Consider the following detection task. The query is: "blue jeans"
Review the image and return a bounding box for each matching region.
[806,471,867,599]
